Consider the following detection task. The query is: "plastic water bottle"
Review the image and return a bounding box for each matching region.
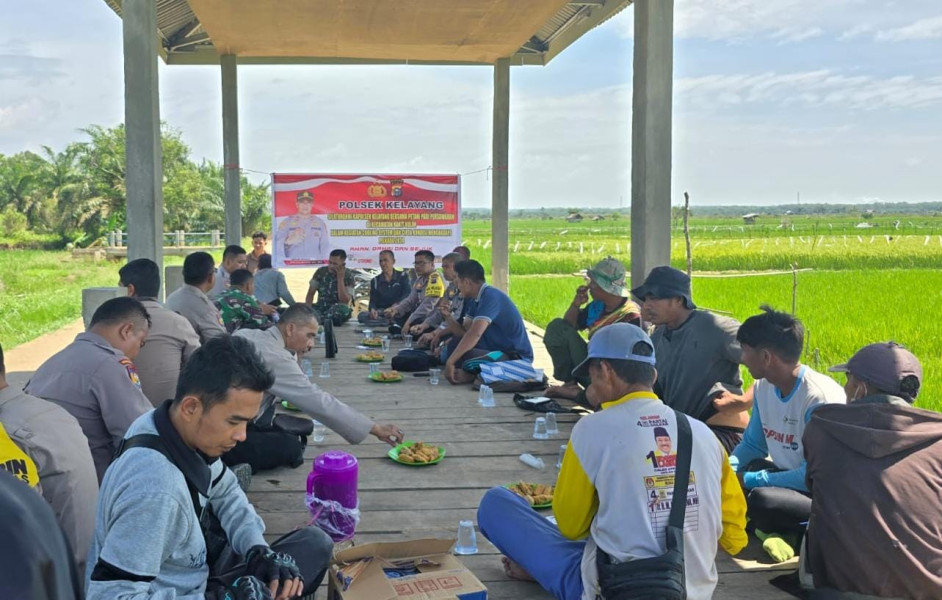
[519,453,545,470]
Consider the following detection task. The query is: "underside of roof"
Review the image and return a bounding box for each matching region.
[103,0,633,66]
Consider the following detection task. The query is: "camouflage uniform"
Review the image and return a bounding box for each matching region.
[309,267,355,326]
[214,288,273,333]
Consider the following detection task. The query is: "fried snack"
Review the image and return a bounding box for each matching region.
[357,351,384,361]
[376,370,401,381]
[362,337,383,346]
[507,482,555,506]
[396,442,440,464]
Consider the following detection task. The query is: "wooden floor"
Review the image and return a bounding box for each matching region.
[248,322,798,599]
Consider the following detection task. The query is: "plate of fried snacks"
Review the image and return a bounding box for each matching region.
[355,351,384,363]
[505,482,554,509]
[361,337,384,347]
[369,370,403,383]
[388,441,445,466]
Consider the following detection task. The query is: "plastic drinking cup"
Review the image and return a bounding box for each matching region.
[369,362,380,375]
[545,412,559,435]
[556,444,567,469]
[533,417,549,439]
[301,358,314,379]
[454,520,478,555]
[311,419,327,443]
[363,328,373,339]
[429,368,441,385]
[319,362,330,378]
[403,334,413,349]
[381,337,390,352]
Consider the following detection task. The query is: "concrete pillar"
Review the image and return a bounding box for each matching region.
[630,0,674,288]
[491,57,511,293]
[82,287,126,328]
[123,0,164,296]
[221,54,242,246]
[164,265,185,296]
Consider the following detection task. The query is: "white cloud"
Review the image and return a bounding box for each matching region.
[772,27,824,44]
[838,24,873,41]
[0,97,60,132]
[876,15,942,42]
[676,71,942,111]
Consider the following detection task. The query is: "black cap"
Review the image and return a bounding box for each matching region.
[630,266,696,309]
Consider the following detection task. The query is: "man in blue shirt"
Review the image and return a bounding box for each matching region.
[443,260,532,384]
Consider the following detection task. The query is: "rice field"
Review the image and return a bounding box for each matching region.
[459,218,942,412]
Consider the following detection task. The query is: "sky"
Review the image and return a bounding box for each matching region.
[1,0,940,209]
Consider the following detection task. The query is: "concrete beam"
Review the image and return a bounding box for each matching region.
[491,57,511,293]
[630,0,674,288]
[123,0,164,296]
[221,54,242,246]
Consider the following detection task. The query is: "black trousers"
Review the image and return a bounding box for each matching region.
[743,459,812,535]
[207,526,334,595]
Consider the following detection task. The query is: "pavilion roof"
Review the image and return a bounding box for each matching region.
[103,0,632,66]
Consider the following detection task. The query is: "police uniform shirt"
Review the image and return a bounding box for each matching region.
[166,284,227,344]
[208,265,231,299]
[276,214,330,260]
[134,299,201,407]
[25,332,153,483]
[0,385,98,572]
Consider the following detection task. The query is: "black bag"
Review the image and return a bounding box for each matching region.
[512,393,582,414]
[391,349,437,372]
[595,411,692,600]
[323,318,338,358]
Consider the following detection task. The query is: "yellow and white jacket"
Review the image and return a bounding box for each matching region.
[554,391,748,600]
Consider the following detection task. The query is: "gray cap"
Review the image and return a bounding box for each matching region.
[571,323,656,379]
[829,342,922,400]
[630,266,696,309]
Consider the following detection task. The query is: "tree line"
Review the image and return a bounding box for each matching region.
[0,123,270,248]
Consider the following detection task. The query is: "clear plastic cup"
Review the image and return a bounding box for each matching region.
[381,336,390,352]
[311,419,327,443]
[319,362,330,378]
[454,520,478,555]
[403,334,413,349]
[519,453,545,469]
[318,329,325,345]
[363,328,373,339]
[545,412,559,435]
[478,385,495,407]
[429,368,441,385]
[533,417,549,439]
[556,444,567,469]
[301,358,314,379]
[369,362,380,375]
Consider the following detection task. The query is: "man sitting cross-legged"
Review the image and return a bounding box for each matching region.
[730,306,845,563]
[86,335,334,600]
[544,256,641,406]
[216,269,277,333]
[477,324,747,600]
[443,259,533,385]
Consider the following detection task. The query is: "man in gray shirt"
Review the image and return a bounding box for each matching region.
[87,336,332,600]
[632,266,752,453]
[120,258,201,406]
[253,253,296,307]
[236,304,405,447]
[26,297,154,481]
[0,342,98,574]
[167,251,227,344]
[209,244,248,298]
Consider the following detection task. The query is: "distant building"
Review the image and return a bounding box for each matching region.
[566,212,584,223]
[742,213,759,225]
[590,215,606,221]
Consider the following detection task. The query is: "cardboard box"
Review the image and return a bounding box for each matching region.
[328,538,487,600]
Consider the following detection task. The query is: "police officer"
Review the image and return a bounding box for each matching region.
[0,341,98,573]
[275,190,330,261]
[166,251,227,344]
[25,297,153,482]
[119,258,201,406]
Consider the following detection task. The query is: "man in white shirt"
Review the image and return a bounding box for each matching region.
[477,324,747,600]
[730,306,845,562]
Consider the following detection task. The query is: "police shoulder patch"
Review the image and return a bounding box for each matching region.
[119,358,142,389]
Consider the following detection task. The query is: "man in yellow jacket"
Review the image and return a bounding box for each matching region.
[477,323,747,600]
